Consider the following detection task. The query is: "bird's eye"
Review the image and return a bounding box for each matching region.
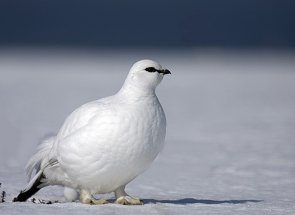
[145,67,157,72]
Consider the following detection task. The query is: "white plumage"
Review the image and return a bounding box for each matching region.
[14,59,170,205]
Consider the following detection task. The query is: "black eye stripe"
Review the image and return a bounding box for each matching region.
[144,67,171,75]
[145,67,157,72]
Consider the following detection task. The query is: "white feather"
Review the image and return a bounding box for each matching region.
[25,136,55,181]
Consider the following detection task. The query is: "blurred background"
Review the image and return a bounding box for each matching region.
[0,0,295,48]
[0,1,295,212]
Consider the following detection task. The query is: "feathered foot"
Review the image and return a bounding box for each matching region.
[114,185,143,205]
[116,196,143,205]
[80,189,109,205]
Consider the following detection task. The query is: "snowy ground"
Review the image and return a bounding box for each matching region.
[0,48,295,214]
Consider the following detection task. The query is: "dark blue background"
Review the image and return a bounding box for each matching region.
[0,0,294,48]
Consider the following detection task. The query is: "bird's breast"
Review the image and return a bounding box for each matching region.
[111,101,166,166]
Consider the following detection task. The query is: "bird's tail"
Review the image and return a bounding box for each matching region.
[13,169,45,202]
[13,136,56,202]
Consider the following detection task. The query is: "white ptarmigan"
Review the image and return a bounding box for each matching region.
[14,59,171,205]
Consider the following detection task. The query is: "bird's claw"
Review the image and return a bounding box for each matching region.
[90,198,109,205]
[116,196,143,205]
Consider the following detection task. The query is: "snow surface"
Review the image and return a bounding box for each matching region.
[0,48,295,214]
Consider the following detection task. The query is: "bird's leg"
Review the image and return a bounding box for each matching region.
[80,189,109,205]
[114,186,143,205]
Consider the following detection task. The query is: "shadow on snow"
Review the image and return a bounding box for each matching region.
[143,198,262,205]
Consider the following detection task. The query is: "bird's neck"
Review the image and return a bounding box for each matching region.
[117,81,156,100]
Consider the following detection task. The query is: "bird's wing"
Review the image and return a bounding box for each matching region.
[55,97,127,181]
[57,96,114,140]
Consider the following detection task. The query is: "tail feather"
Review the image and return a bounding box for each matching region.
[26,136,55,180]
[13,170,45,202]
[14,136,56,202]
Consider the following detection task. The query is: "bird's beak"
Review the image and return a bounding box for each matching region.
[159,69,171,75]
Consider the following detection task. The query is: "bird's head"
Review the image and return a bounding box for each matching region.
[126,59,171,92]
